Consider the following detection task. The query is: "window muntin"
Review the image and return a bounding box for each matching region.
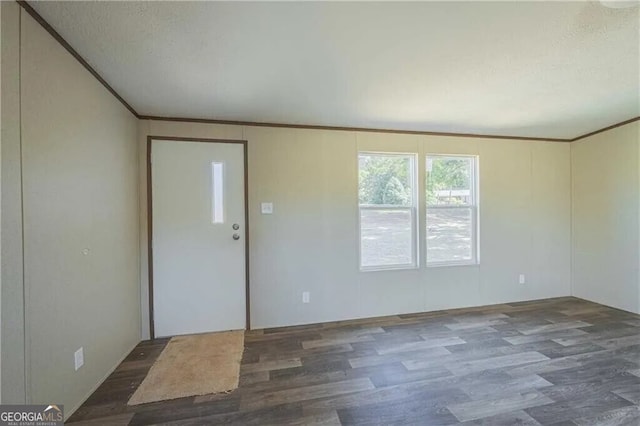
[426,155,478,266]
[359,153,417,270]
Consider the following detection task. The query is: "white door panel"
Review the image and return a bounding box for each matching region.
[152,139,246,337]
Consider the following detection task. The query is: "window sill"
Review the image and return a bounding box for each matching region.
[426,261,479,268]
[360,264,419,273]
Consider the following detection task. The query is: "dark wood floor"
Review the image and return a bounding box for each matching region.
[67,297,640,425]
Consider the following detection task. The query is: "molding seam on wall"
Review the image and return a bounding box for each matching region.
[17,3,30,404]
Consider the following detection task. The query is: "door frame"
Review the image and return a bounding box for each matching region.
[147,135,250,339]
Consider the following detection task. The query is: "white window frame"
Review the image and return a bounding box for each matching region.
[358,152,419,272]
[426,154,479,267]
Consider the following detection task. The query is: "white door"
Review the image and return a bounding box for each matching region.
[151,139,246,337]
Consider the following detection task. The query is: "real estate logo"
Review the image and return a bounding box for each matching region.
[0,405,63,426]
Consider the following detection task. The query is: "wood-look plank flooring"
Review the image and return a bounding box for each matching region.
[67,297,640,425]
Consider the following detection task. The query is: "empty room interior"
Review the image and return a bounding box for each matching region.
[1,1,640,425]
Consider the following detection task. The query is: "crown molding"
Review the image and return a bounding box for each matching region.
[16,0,139,118]
[138,115,572,142]
[570,116,640,142]
[16,1,638,144]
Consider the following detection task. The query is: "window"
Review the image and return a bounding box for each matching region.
[211,162,224,223]
[426,155,478,266]
[359,153,417,270]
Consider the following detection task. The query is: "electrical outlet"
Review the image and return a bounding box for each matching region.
[74,347,84,371]
[519,274,526,285]
[302,291,310,304]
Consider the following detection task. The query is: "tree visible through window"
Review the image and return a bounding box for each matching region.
[426,155,478,265]
[359,153,417,269]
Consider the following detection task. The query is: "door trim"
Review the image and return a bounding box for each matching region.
[147,135,250,339]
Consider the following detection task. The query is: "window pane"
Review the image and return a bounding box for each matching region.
[211,162,224,223]
[426,156,473,206]
[359,154,413,206]
[361,209,413,267]
[427,208,473,263]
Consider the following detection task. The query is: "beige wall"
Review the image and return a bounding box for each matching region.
[571,121,640,314]
[0,0,3,402]
[1,0,25,403]
[2,9,141,415]
[139,120,572,336]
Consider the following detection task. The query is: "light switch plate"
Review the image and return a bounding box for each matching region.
[261,202,273,214]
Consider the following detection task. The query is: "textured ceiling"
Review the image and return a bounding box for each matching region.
[31,1,640,139]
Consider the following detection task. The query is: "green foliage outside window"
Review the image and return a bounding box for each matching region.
[358,154,472,207]
[426,157,471,205]
[358,155,411,205]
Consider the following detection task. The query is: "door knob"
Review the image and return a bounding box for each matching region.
[232,223,240,230]
[233,233,240,240]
